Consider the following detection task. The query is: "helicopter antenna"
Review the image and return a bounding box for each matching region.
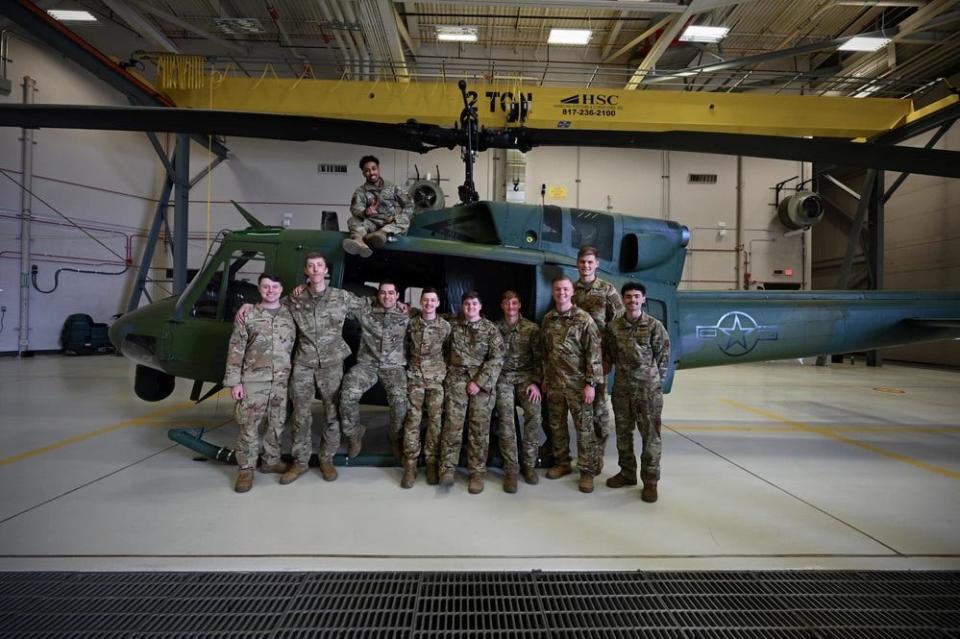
[457,80,480,205]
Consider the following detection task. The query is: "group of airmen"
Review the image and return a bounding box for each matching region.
[224,154,671,501]
[225,246,671,502]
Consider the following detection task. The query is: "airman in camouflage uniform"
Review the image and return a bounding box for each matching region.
[282,254,368,484]
[573,245,624,474]
[541,276,604,493]
[342,155,413,258]
[339,281,410,462]
[494,291,543,493]
[400,288,451,488]
[603,281,671,503]
[224,274,296,493]
[440,291,504,494]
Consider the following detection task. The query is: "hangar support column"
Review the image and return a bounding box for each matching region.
[17,75,36,357]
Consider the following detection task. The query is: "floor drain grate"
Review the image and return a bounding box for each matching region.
[0,570,957,636]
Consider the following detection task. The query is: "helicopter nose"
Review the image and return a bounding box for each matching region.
[108,315,130,351]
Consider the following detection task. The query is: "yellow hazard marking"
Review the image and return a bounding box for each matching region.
[720,398,960,480]
[0,398,226,467]
[669,423,960,434]
[873,387,906,394]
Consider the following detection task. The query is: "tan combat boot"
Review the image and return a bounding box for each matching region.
[503,473,518,494]
[347,426,366,459]
[319,461,338,482]
[468,475,485,494]
[279,464,308,485]
[605,473,637,489]
[522,467,539,485]
[259,462,288,474]
[400,462,417,489]
[546,463,571,480]
[425,461,440,486]
[364,230,388,249]
[578,473,594,494]
[439,469,455,487]
[342,236,372,258]
[641,481,658,503]
[234,468,254,493]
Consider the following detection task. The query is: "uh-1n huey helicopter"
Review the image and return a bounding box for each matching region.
[3,80,960,464]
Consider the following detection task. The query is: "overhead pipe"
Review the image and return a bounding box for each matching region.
[318,1,356,78]
[339,0,372,80]
[332,0,362,79]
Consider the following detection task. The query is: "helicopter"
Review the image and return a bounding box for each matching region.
[3,81,960,465]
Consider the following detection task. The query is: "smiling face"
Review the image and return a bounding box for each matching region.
[577,253,598,281]
[258,277,283,305]
[462,296,482,322]
[623,287,646,318]
[378,283,399,309]
[501,295,521,323]
[552,278,574,312]
[361,160,380,185]
[421,291,439,319]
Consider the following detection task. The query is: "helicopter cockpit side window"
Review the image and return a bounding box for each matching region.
[570,209,614,260]
[190,249,266,321]
[542,206,562,244]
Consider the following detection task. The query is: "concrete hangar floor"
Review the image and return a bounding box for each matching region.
[1,354,959,636]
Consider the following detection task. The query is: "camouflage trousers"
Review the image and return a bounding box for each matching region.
[290,363,342,466]
[495,380,542,473]
[347,216,409,240]
[546,384,598,476]
[234,380,288,469]
[591,383,613,470]
[340,364,408,451]
[441,367,496,476]
[612,383,663,482]
[402,375,444,465]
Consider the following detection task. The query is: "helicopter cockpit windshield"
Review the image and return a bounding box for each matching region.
[177,248,266,321]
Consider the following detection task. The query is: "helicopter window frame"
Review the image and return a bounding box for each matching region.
[541,206,563,244]
[185,248,270,322]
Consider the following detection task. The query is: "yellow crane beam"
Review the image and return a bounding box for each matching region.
[163,77,948,139]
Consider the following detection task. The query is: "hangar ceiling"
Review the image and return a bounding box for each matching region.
[7,0,960,100]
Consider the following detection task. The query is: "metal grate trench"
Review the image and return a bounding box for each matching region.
[1,570,958,637]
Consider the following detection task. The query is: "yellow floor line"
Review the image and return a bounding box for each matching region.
[670,424,960,434]
[720,398,960,480]
[0,400,204,467]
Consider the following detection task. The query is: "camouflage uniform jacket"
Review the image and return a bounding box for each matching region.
[285,287,367,369]
[355,303,410,369]
[573,277,625,333]
[603,313,671,388]
[350,179,413,229]
[540,306,603,390]
[407,315,451,385]
[447,317,505,391]
[495,317,542,386]
[223,305,296,386]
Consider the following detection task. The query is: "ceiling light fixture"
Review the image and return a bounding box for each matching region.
[679,25,729,43]
[839,36,891,52]
[436,26,478,42]
[47,9,97,22]
[548,29,592,45]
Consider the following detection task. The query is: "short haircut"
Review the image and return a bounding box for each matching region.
[461,290,481,304]
[359,155,379,170]
[421,287,439,297]
[258,272,282,285]
[551,275,573,287]
[577,245,598,260]
[303,252,326,268]
[379,279,397,291]
[501,290,520,302]
[621,281,646,296]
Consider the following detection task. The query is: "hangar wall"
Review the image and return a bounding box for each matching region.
[1,37,804,353]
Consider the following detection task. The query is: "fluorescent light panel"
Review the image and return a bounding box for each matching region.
[679,25,729,43]
[839,36,890,51]
[548,29,592,45]
[47,9,97,22]
[437,26,478,42]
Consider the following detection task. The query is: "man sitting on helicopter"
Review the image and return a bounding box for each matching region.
[342,155,413,258]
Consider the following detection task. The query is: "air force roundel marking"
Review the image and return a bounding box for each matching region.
[695,311,779,357]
